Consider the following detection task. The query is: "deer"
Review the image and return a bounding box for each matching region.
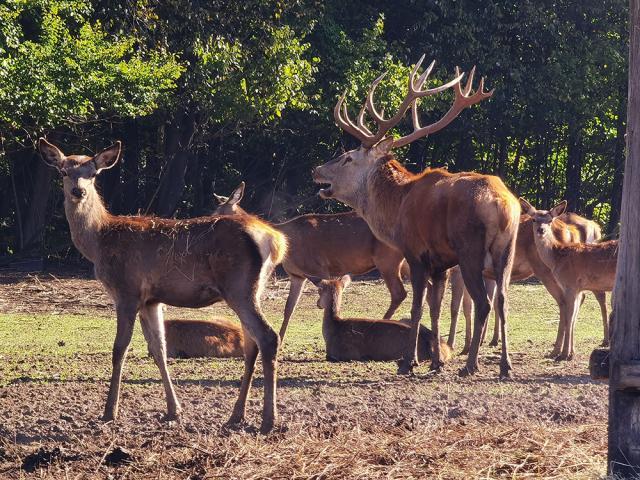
[518,199,618,360]
[38,139,286,433]
[212,181,409,342]
[448,211,609,355]
[163,318,244,358]
[311,275,452,363]
[312,55,521,378]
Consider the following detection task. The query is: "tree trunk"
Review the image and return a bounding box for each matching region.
[608,2,640,475]
[565,122,583,212]
[608,89,628,234]
[21,152,53,251]
[156,111,196,217]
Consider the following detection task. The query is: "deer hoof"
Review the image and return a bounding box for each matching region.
[460,347,470,356]
[396,360,415,375]
[601,339,610,347]
[488,339,499,347]
[458,365,478,377]
[430,360,444,372]
[554,353,573,362]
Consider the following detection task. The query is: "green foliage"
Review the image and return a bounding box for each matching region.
[0,0,182,135]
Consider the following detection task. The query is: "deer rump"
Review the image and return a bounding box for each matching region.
[163,319,244,359]
[325,319,451,363]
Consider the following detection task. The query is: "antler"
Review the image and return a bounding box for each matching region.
[333,55,493,149]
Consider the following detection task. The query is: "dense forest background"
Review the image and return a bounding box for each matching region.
[0,0,628,258]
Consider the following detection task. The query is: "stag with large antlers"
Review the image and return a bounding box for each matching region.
[313,56,520,378]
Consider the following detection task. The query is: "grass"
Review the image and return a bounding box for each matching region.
[0,277,610,479]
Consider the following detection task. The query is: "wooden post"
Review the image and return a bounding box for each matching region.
[608,1,640,475]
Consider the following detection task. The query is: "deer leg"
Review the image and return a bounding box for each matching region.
[398,260,428,375]
[481,279,498,346]
[278,275,306,342]
[229,300,279,433]
[461,286,473,355]
[448,267,463,349]
[426,271,447,370]
[458,253,494,376]
[102,301,137,421]
[139,303,181,420]
[377,255,407,319]
[593,291,609,346]
[557,292,580,361]
[227,330,259,426]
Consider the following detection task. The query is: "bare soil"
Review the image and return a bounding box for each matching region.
[0,269,608,479]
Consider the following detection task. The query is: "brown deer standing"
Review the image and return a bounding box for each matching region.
[311,275,452,363]
[448,211,609,355]
[519,199,618,360]
[313,55,520,378]
[38,139,286,433]
[164,319,244,358]
[213,182,408,341]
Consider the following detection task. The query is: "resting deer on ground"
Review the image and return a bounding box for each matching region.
[213,182,408,341]
[313,55,520,378]
[164,319,244,358]
[519,199,618,359]
[311,275,452,363]
[39,139,286,433]
[448,211,609,355]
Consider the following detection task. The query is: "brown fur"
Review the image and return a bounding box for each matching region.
[39,139,285,433]
[213,183,408,341]
[164,319,244,358]
[314,276,452,364]
[449,211,610,354]
[314,144,520,379]
[520,199,618,360]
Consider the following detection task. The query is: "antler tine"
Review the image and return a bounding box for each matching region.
[365,71,388,123]
[356,103,373,136]
[413,59,435,91]
[392,66,493,149]
[333,90,373,143]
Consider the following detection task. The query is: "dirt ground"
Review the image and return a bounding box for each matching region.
[0,269,608,479]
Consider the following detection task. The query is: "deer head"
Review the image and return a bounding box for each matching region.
[212,182,247,215]
[39,138,121,204]
[309,275,351,311]
[312,55,493,205]
[519,198,568,238]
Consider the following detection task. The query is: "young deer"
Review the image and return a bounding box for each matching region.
[313,55,520,378]
[312,275,452,363]
[39,139,286,433]
[519,199,618,360]
[213,182,408,341]
[448,211,609,355]
[164,319,244,358]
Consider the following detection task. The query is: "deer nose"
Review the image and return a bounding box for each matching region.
[71,187,86,199]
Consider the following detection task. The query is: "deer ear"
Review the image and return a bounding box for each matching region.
[228,182,245,205]
[94,141,122,171]
[213,193,229,205]
[550,200,567,218]
[307,276,323,287]
[519,197,536,216]
[38,138,65,170]
[340,274,352,288]
[372,137,395,156]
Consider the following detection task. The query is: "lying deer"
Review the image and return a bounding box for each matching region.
[39,139,286,433]
[313,55,520,378]
[213,182,408,341]
[448,211,609,355]
[312,275,452,363]
[164,319,244,358]
[519,199,618,360]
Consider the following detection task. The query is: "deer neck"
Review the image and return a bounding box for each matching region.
[532,226,559,272]
[64,189,109,263]
[322,292,342,335]
[356,158,411,246]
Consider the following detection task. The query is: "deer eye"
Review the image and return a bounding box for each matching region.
[342,156,352,165]
[60,170,68,177]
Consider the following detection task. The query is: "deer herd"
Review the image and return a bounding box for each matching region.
[38,56,619,433]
